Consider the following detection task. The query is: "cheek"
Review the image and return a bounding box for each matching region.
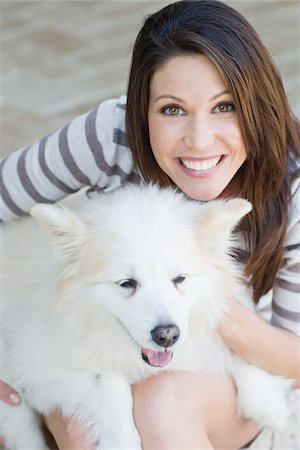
[149,117,179,157]
[233,123,245,151]
[235,130,247,163]
[220,121,246,160]
[149,125,167,166]
[148,121,160,153]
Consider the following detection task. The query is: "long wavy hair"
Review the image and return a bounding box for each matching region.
[126,0,300,303]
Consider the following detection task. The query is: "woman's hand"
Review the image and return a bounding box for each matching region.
[217,299,255,352]
[0,379,21,405]
[44,409,95,450]
[217,299,300,385]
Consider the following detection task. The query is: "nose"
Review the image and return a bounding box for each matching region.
[184,116,215,150]
[151,324,180,347]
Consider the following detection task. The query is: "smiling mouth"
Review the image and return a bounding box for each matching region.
[141,348,173,367]
[179,156,222,171]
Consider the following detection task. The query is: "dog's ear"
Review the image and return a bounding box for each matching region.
[31,203,86,241]
[196,198,252,253]
[31,203,86,277]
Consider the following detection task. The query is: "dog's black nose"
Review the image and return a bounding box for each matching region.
[151,324,180,347]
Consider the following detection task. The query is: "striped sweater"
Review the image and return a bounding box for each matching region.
[1,95,299,336]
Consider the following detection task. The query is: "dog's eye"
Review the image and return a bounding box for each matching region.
[117,279,138,290]
[172,275,186,285]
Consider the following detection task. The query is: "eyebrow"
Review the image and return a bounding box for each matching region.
[210,89,230,101]
[154,90,230,103]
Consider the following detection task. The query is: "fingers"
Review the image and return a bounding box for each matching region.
[0,380,21,405]
[45,409,95,450]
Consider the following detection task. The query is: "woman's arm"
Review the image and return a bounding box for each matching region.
[0,96,138,222]
[218,298,300,386]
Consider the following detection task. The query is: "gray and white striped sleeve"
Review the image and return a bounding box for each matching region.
[271,177,300,336]
[0,95,140,222]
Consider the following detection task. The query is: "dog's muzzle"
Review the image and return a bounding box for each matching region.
[141,324,180,367]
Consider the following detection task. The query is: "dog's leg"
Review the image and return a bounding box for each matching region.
[90,373,141,449]
[0,400,48,450]
[232,357,292,431]
[19,368,141,449]
[0,362,48,450]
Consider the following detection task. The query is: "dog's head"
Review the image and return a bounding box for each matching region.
[31,184,251,368]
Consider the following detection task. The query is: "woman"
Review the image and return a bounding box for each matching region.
[1,1,299,449]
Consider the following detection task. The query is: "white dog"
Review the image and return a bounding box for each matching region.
[0,184,291,449]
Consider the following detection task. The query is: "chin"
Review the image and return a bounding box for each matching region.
[179,185,225,202]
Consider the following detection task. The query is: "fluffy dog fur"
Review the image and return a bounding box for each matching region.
[0,184,292,449]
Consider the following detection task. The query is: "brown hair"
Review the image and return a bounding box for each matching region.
[126,0,300,302]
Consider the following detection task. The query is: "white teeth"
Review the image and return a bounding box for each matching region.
[180,157,221,171]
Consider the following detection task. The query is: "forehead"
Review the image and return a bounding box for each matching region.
[149,54,227,99]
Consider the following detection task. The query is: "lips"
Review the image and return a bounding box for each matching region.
[141,348,173,367]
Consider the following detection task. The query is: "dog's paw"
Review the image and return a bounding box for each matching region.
[89,406,142,450]
[0,401,49,450]
[98,433,142,450]
[59,372,142,450]
[85,416,141,450]
[238,388,289,431]
[234,363,292,431]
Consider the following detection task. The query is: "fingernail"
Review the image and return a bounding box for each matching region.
[9,393,21,404]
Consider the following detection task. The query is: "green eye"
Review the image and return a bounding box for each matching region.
[168,106,180,115]
[215,102,235,113]
[161,105,185,116]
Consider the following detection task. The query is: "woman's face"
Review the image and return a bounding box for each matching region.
[148,54,247,200]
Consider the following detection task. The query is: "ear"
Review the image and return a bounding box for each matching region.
[196,198,252,254]
[31,203,86,277]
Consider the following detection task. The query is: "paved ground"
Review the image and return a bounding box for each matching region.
[1,0,299,157]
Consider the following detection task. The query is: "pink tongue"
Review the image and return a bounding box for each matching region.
[143,348,173,367]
